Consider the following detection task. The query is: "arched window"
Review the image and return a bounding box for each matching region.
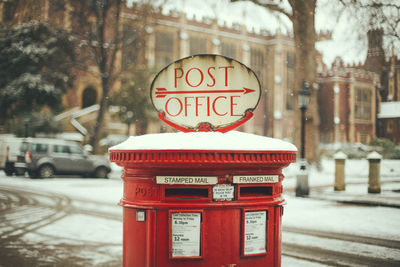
[82,87,97,108]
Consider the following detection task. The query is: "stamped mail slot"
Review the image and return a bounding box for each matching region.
[165,187,210,200]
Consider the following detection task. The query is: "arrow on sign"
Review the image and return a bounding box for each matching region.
[155,87,255,98]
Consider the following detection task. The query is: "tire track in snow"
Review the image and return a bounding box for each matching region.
[282,226,400,266]
[0,187,71,240]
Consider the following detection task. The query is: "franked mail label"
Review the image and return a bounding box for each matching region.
[244,211,267,255]
[172,213,201,257]
[157,176,218,185]
[233,175,279,184]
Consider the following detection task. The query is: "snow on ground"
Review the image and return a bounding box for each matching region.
[283,194,400,241]
[281,158,400,241]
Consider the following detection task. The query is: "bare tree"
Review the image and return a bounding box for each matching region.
[233,0,320,162]
[338,0,400,51]
[71,0,123,153]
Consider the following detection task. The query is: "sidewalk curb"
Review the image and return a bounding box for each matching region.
[308,195,400,209]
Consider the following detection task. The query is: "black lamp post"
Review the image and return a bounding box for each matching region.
[24,117,30,138]
[298,81,311,167]
[296,81,311,196]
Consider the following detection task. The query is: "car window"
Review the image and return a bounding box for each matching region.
[32,143,48,153]
[69,145,83,155]
[53,145,70,154]
[20,142,29,152]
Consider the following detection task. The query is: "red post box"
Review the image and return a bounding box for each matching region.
[109,131,296,267]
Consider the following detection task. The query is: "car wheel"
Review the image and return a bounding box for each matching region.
[28,170,38,179]
[39,165,54,178]
[4,168,13,176]
[5,162,14,176]
[94,167,108,178]
[15,168,25,176]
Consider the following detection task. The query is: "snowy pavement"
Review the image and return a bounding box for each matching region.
[0,159,399,266]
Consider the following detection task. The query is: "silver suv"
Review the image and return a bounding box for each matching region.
[15,138,111,178]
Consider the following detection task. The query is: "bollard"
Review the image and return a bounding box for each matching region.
[334,151,347,191]
[367,151,382,194]
[296,159,309,197]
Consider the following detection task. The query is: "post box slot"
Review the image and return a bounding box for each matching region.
[240,186,273,197]
[165,188,209,199]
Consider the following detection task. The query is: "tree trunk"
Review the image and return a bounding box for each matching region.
[135,120,148,136]
[90,76,109,153]
[291,0,320,163]
[86,0,122,154]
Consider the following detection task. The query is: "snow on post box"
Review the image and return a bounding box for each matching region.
[109,54,297,267]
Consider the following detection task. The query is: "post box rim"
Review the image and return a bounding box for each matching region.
[109,149,296,165]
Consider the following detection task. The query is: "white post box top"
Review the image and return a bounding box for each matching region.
[109,131,297,152]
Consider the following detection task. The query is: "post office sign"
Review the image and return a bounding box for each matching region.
[150,55,261,132]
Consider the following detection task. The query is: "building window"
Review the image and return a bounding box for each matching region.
[359,133,369,144]
[21,0,43,22]
[82,87,97,108]
[122,24,139,71]
[221,42,236,58]
[387,120,393,134]
[2,0,18,22]
[50,0,65,12]
[189,36,207,55]
[286,52,296,110]
[355,87,372,120]
[155,31,174,67]
[250,47,264,80]
[287,52,296,69]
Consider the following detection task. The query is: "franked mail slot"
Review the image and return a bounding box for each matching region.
[239,186,273,198]
[165,187,210,200]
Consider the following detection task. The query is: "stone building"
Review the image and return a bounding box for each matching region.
[376,55,400,144]
[1,1,395,154]
[318,58,379,144]
[363,29,400,144]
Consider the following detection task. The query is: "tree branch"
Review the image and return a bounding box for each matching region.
[231,0,293,21]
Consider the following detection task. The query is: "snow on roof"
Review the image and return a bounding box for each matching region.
[109,131,297,152]
[128,0,291,34]
[378,102,400,119]
[56,132,84,142]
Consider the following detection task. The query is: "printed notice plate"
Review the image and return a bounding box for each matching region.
[213,184,234,201]
[244,211,267,255]
[172,213,201,257]
[157,176,218,185]
[233,175,279,184]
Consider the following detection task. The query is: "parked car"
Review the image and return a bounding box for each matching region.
[15,138,111,178]
[0,135,23,176]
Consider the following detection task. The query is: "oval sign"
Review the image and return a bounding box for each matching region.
[150,54,261,132]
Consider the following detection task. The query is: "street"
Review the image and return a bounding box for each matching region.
[1,164,400,266]
[0,174,123,267]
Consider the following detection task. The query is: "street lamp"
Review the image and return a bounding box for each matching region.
[296,81,311,197]
[298,81,311,165]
